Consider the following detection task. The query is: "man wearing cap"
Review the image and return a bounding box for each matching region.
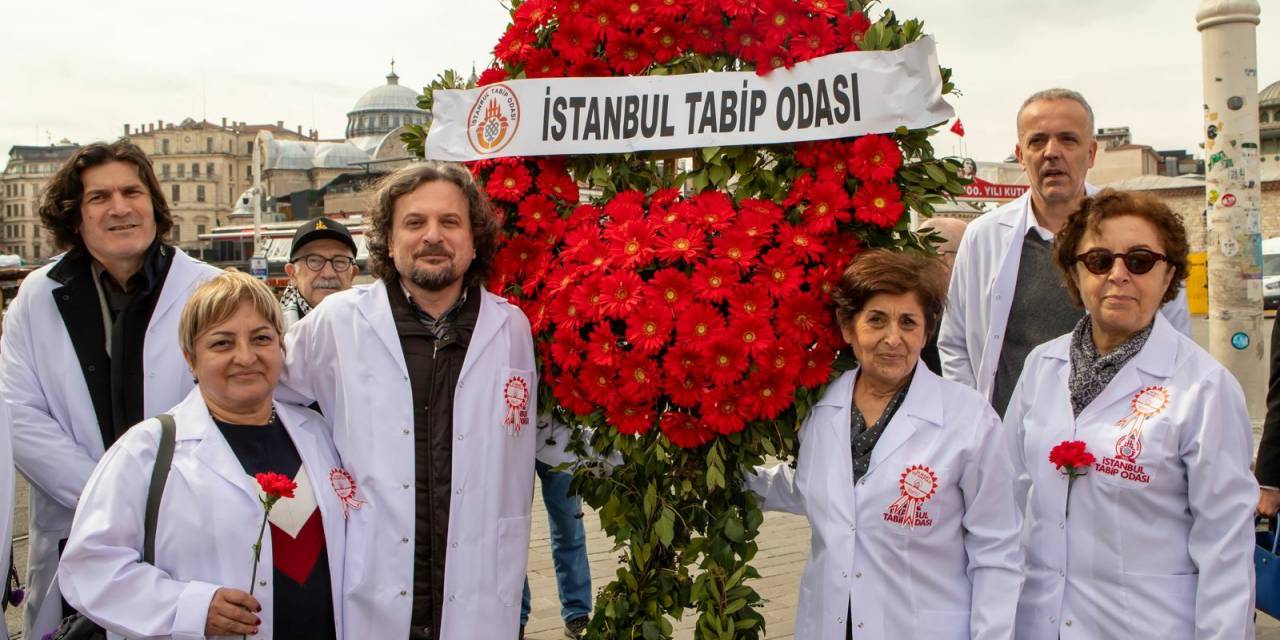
[281,216,359,329]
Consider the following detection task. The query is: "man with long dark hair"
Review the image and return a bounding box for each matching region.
[0,140,218,638]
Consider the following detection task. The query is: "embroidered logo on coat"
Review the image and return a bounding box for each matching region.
[329,468,365,518]
[883,465,938,528]
[1094,386,1169,486]
[503,376,530,435]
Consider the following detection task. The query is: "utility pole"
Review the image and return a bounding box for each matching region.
[1198,0,1265,417]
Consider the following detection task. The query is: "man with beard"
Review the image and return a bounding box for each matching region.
[281,217,359,329]
[0,140,219,637]
[279,161,536,639]
[938,88,1190,416]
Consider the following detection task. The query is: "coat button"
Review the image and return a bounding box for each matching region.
[449,595,456,602]
[402,482,410,489]
[61,294,70,301]
[401,537,409,543]
[87,365,95,372]
[451,541,458,548]
[841,571,847,578]
[400,589,407,596]
[403,428,411,435]
[1065,620,1073,627]
[457,434,464,441]
[258,580,267,587]
[836,617,844,624]
[455,488,462,495]
[855,572,862,579]
[857,622,864,629]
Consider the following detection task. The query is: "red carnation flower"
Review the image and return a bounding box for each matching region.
[850,134,903,182]
[255,472,297,500]
[691,259,738,303]
[852,181,905,229]
[517,194,558,233]
[625,305,674,355]
[1049,440,1095,480]
[659,412,716,449]
[487,163,533,202]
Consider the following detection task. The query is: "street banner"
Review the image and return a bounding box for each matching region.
[426,37,953,161]
[960,178,1029,201]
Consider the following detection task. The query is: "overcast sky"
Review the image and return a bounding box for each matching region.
[1,0,1275,167]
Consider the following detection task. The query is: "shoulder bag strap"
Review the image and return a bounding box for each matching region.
[144,414,177,565]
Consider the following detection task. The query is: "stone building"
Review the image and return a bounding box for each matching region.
[1263,79,1280,161]
[122,118,313,251]
[0,143,80,261]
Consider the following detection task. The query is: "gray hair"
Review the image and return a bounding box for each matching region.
[1016,88,1095,138]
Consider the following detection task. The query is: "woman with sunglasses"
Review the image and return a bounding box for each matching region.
[1005,189,1256,639]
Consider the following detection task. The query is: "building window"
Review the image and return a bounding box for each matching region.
[197,224,206,236]
[162,139,170,154]
[172,225,181,242]
[246,166,252,181]
[197,186,206,202]
[207,162,215,177]
[206,137,214,152]
[177,164,185,178]
[162,164,171,179]
[172,185,180,202]
[33,244,39,259]
[192,163,199,178]
[1264,111,1271,124]
[247,141,254,155]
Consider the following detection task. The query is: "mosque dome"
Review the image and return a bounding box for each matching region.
[345,61,431,140]
[1261,80,1280,107]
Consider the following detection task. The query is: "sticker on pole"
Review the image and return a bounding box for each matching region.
[1222,193,1237,207]
[1231,332,1249,350]
[250,256,268,281]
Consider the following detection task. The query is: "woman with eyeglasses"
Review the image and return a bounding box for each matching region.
[281,217,360,329]
[1005,189,1257,639]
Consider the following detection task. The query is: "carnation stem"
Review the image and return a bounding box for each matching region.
[245,498,273,640]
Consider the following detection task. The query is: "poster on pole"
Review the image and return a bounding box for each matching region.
[426,37,954,161]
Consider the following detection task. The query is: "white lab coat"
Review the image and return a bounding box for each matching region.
[937,189,1191,399]
[1005,313,1256,639]
[0,248,218,637]
[280,280,536,640]
[58,388,347,640]
[0,398,14,589]
[748,365,1023,640]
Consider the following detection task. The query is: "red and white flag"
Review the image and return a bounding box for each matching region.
[950,118,965,137]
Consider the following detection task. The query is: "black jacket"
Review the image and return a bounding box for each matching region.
[1256,318,1280,487]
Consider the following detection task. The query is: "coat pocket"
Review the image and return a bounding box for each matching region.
[496,514,532,606]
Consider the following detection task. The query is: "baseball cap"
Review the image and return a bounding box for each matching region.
[290,217,357,259]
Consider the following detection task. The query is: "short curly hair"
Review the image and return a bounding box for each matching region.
[1054,188,1189,306]
[38,140,174,252]
[364,161,500,287]
[832,249,949,339]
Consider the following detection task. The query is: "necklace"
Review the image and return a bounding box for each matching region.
[209,405,277,426]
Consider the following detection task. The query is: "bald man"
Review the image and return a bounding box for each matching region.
[920,217,968,375]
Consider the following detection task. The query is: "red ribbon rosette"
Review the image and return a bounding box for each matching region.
[329,468,365,518]
[886,465,938,528]
[503,376,530,434]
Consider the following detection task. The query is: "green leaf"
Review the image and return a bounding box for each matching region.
[657,507,676,547]
[643,483,657,518]
[923,162,947,184]
[723,515,744,542]
[702,146,722,163]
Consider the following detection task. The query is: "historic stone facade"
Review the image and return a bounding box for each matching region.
[0,144,79,261]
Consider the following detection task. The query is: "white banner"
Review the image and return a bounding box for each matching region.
[426,37,954,161]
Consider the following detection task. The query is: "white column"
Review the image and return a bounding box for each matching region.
[1198,0,1265,417]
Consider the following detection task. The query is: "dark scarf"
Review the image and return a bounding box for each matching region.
[1068,315,1153,416]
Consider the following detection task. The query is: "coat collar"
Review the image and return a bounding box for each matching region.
[147,247,201,333]
[460,289,510,382]
[1041,313,1178,423]
[354,280,409,375]
[814,364,943,478]
[996,182,1099,230]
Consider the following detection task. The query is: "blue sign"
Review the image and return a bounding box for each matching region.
[250,256,268,280]
[1231,332,1250,350]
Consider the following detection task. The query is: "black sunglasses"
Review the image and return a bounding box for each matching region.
[1074,248,1168,275]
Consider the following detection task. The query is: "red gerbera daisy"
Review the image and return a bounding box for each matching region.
[648,268,691,308]
[726,17,766,61]
[790,16,837,61]
[686,11,722,56]
[606,402,656,436]
[517,194,558,233]
[712,229,763,270]
[551,16,598,64]
[554,373,596,417]
[663,345,707,408]
[778,293,828,337]
[722,0,755,18]
[852,181,905,229]
[585,324,622,368]
[604,190,646,222]
[616,0,649,28]
[701,387,750,435]
[802,0,847,18]
[523,49,567,78]
[477,66,510,87]
[674,302,724,351]
[760,249,805,300]
[728,314,775,357]
[579,362,617,404]
[850,134,903,182]
[726,284,773,318]
[598,270,646,318]
[834,10,872,51]
[616,351,662,402]
[704,337,749,386]
[737,199,782,240]
[549,287,589,331]
[494,24,536,63]
[691,259,738,303]
[648,20,687,64]
[742,371,797,420]
[655,221,707,263]
[766,344,804,379]
[570,58,612,77]
[550,325,589,370]
[798,344,837,388]
[486,163,533,202]
[800,180,852,235]
[604,219,656,268]
[659,412,716,449]
[776,223,827,262]
[625,305,674,354]
[605,30,654,75]
[689,190,736,231]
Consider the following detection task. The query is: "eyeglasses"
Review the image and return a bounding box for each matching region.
[1074,248,1168,275]
[292,254,354,273]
